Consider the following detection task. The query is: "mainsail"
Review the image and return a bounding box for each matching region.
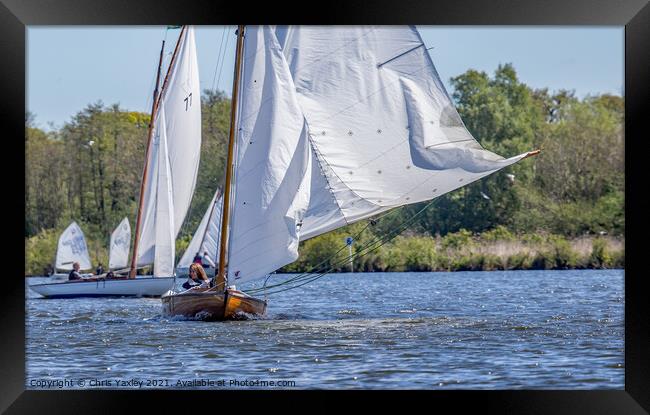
[219,26,533,285]
[135,26,202,277]
[277,26,531,239]
[55,221,92,271]
[109,217,131,270]
[177,190,223,269]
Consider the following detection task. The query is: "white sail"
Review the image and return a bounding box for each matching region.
[109,217,131,270]
[152,111,176,278]
[227,26,313,285]
[226,25,532,285]
[275,26,531,240]
[136,26,202,273]
[55,221,92,271]
[177,190,223,269]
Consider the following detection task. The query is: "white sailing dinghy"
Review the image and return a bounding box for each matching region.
[47,221,93,281]
[175,190,222,277]
[162,25,540,320]
[107,217,131,273]
[30,26,202,298]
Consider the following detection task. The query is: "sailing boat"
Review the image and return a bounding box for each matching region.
[108,217,131,272]
[162,25,540,321]
[48,217,130,282]
[176,190,222,277]
[30,26,202,298]
[46,221,93,281]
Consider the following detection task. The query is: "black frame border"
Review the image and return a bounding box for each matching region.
[3,0,648,412]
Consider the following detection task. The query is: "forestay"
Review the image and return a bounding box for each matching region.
[56,222,92,271]
[178,190,223,269]
[226,25,532,285]
[109,217,131,270]
[136,26,202,276]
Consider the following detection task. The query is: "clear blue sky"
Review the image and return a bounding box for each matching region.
[27,26,623,131]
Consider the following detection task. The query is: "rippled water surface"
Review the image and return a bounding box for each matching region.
[26,270,624,389]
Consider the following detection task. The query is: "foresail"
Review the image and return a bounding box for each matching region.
[152,111,176,277]
[136,26,202,270]
[275,26,530,241]
[56,221,92,271]
[177,190,223,269]
[227,26,312,285]
[109,217,131,270]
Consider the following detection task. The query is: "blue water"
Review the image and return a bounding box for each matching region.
[26,270,624,389]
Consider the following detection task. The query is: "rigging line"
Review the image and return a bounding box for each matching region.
[215,25,232,95]
[256,211,424,295]
[211,26,228,92]
[246,202,427,294]
[268,219,377,286]
[144,28,168,115]
[257,196,439,293]
[256,206,405,290]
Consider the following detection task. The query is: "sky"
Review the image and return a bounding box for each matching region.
[27,26,623,131]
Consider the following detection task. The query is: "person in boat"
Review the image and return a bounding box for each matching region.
[201,250,216,269]
[182,263,210,290]
[192,252,202,265]
[44,263,54,277]
[95,262,104,276]
[68,262,84,281]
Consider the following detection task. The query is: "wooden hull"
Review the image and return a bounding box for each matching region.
[161,289,267,321]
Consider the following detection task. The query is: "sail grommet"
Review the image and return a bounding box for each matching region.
[348,130,353,136]
[377,170,382,174]
[377,129,382,134]
[433,188,438,193]
[406,165,411,169]
[322,131,326,135]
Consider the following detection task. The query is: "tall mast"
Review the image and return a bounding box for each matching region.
[216,25,245,291]
[129,26,186,279]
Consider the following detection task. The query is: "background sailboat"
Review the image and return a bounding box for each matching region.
[47,221,93,281]
[162,25,539,321]
[176,190,222,277]
[108,217,131,272]
[30,26,202,298]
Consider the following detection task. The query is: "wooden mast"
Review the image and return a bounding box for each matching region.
[129,26,186,279]
[216,25,245,291]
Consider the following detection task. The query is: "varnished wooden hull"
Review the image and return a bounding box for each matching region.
[161,289,266,321]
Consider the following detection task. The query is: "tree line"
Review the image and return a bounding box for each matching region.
[25,65,624,275]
